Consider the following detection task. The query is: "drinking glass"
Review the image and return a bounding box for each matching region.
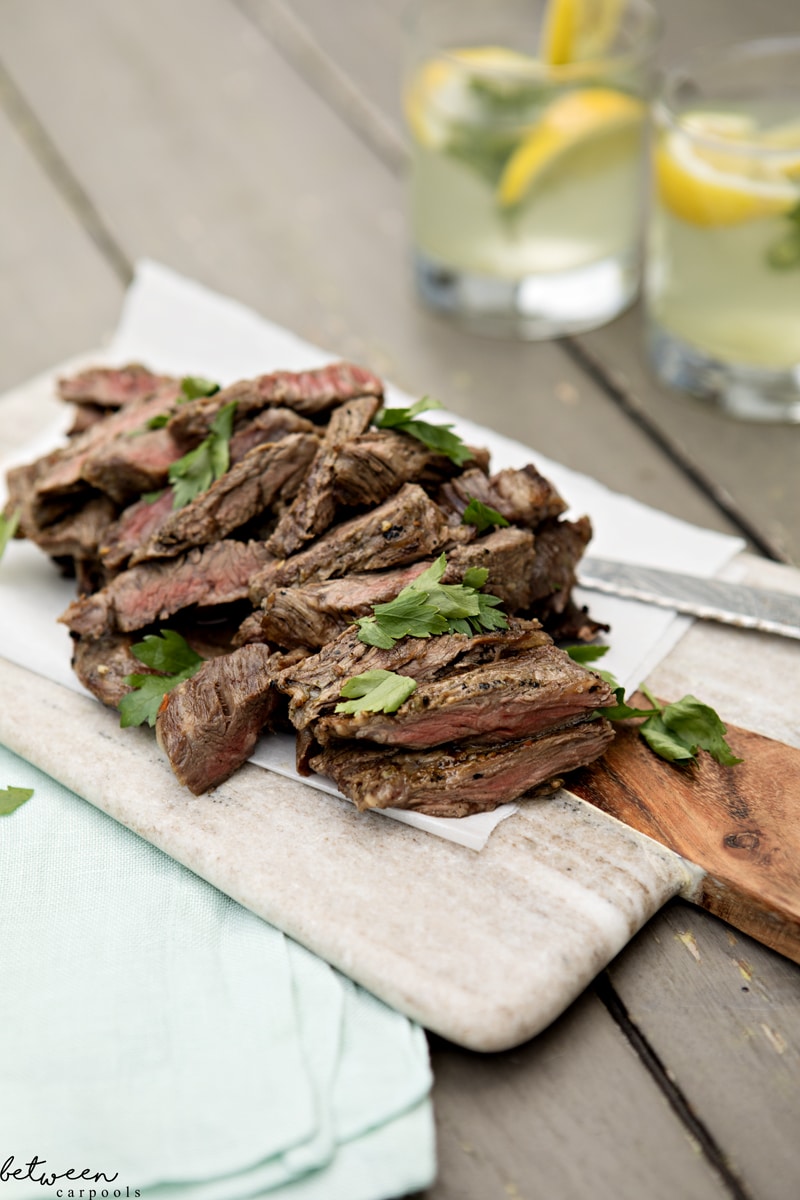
[646,38,800,422]
[404,0,659,338]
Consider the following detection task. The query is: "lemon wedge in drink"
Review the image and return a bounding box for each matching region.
[655,112,798,226]
[541,0,624,65]
[496,86,643,207]
[405,46,540,149]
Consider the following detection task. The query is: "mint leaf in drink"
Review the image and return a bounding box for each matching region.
[353,553,507,648]
[335,669,417,715]
[0,507,21,561]
[0,786,34,816]
[119,630,205,728]
[766,202,800,270]
[374,397,474,467]
[462,496,510,533]
[168,400,237,509]
[181,376,220,400]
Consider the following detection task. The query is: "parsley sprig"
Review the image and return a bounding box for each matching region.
[566,645,742,766]
[335,669,417,715]
[374,397,474,467]
[462,496,510,533]
[0,507,21,562]
[144,376,221,430]
[0,786,34,816]
[119,630,205,728]
[354,554,507,649]
[167,400,237,509]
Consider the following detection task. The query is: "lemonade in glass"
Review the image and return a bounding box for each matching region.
[404,0,658,337]
[646,39,800,422]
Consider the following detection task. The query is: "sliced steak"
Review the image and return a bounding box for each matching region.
[229,407,316,463]
[266,395,381,558]
[168,361,384,443]
[438,464,567,527]
[308,719,615,816]
[329,429,466,510]
[81,427,184,504]
[58,364,172,409]
[241,527,537,650]
[72,632,161,709]
[277,619,552,733]
[130,431,319,563]
[156,644,281,794]
[249,483,450,601]
[100,491,175,571]
[22,494,118,563]
[60,540,272,639]
[33,383,183,513]
[525,516,593,613]
[312,644,614,749]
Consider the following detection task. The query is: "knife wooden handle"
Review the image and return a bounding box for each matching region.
[567,698,800,964]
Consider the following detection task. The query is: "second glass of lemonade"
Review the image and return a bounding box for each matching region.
[646,39,800,422]
[405,0,658,338]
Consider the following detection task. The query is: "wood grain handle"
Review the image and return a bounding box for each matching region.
[567,701,800,964]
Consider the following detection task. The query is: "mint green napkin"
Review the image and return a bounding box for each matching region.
[0,745,435,1200]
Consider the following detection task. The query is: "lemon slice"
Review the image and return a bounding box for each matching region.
[541,0,624,66]
[496,86,643,207]
[655,114,798,226]
[404,46,540,149]
[763,117,800,179]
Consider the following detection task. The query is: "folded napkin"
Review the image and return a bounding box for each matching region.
[0,743,435,1200]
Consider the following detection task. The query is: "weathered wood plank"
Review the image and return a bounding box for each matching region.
[0,99,122,393]
[608,904,800,1200]
[272,0,800,565]
[0,0,739,538]
[425,992,733,1200]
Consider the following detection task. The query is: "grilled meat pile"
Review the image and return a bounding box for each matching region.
[5,361,614,814]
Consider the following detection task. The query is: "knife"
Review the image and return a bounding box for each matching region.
[577,557,800,641]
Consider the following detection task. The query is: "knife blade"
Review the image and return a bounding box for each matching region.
[577,557,800,641]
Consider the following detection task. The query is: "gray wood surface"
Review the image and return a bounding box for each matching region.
[1,1,798,1197]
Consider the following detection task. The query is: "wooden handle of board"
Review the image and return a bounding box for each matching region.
[567,700,800,964]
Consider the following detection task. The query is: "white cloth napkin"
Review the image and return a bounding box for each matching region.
[0,743,435,1200]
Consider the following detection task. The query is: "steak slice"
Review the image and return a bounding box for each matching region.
[229,407,316,463]
[438,464,567,527]
[130,431,319,563]
[156,644,281,794]
[100,491,175,571]
[21,494,118,563]
[240,527,538,650]
[328,429,467,510]
[308,719,616,816]
[81,427,184,504]
[168,362,384,443]
[312,644,614,749]
[60,540,272,639]
[266,395,381,558]
[33,383,183,513]
[526,516,592,613]
[249,483,449,601]
[58,364,171,409]
[72,632,162,709]
[277,619,552,733]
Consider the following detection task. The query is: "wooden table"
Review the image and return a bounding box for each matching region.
[1,2,798,1197]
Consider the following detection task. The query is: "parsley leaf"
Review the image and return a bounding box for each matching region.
[565,648,743,767]
[146,413,170,430]
[335,669,417,715]
[0,507,21,562]
[354,552,508,648]
[462,496,510,533]
[181,376,220,400]
[119,630,205,728]
[374,397,474,467]
[167,400,237,509]
[0,786,34,816]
